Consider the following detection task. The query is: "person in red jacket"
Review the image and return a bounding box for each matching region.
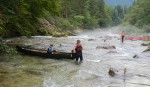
[121,31,126,43]
[75,40,83,62]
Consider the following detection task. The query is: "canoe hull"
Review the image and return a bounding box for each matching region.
[16,46,76,59]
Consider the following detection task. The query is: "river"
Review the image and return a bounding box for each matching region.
[0,28,150,87]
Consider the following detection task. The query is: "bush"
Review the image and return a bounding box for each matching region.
[73,15,84,26]
[90,18,99,28]
[0,37,3,42]
[143,25,150,32]
[56,18,74,30]
[0,45,17,55]
[38,28,53,35]
[83,16,93,29]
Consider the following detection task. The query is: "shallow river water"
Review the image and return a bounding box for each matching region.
[0,29,150,87]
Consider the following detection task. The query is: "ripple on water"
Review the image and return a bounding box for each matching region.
[1,29,150,87]
[86,59,102,63]
[126,75,150,87]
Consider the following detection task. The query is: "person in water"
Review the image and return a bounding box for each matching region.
[121,31,126,43]
[47,44,54,54]
[75,40,83,62]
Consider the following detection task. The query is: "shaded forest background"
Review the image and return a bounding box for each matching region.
[0,0,150,38]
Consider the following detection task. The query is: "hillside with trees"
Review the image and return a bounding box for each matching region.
[1,0,149,38]
[0,0,60,37]
[125,0,150,32]
[0,0,114,38]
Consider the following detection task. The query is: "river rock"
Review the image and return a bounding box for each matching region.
[143,43,150,52]
[107,51,118,54]
[101,39,106,42]
[88,38,95,41]
[96,45,116,49]
[141,43,150,46]
[67,31,76,36]
[104,36,112,40]
[143,48,150,52]
[133,54,139,58]
[108,68,115,77]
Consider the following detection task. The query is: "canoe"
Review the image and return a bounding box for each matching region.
[16,46,76,59]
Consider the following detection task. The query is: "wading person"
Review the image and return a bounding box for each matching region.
[121,31,126,43]
[75,40,83,63]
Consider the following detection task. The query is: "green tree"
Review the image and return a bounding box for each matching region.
[0,0,60,37]
[111,5,125,26]
[125,0,150,32]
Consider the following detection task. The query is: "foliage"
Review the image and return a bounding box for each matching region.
[0,0,130,37]
[56,18,74,30]
[125,0,150,32]
[143,25,150,32]
[59,0,112,29]
[0,45,17,54]
[0,0,60,37]
[111,5,127,26]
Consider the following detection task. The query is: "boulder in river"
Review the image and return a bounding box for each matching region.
[143,48,150,52]
[143,45,150,52]
[67,31,77,36]
[96,45,116,49]
[141,43,150,46]
[107,51,118,54]
[88,38,95,41]
[101,39,106,42]
[133,54,139,58]
[108,68,115,77]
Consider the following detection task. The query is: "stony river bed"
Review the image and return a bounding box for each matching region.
[0,29,150,87]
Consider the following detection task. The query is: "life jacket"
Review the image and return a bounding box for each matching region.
[75,44,82,52]
[121,32,125,36]
[47,47,52,52]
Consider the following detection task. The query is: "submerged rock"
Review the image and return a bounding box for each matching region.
[133,54,139,58]
[24,69,44,76]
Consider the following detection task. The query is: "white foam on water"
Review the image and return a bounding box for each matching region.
[86,59,102,63]
[32,36,53,38]
[43,78,59,87]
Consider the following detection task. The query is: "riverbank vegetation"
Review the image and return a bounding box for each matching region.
[0,0,60,38]
[0,45,17,55]
[0,0,149,38]
[124,0,150,32]
[0,0,128,38]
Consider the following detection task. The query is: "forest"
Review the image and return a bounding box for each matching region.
[0,0,150,38]
[125,0,150,32]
